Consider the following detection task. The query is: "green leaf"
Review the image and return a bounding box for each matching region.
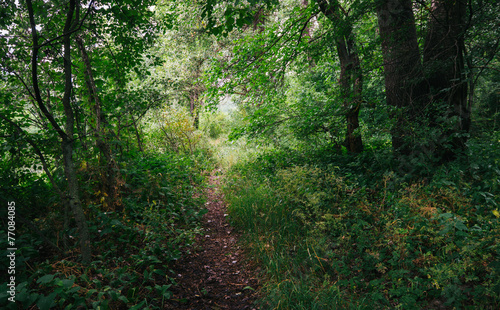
[66,286,81,294]
[153,269,166,276]
[37,293,57,310]
[129,300,147,310]
[37,274,55,285]
[86,289,98,297]
[110,290,118,301]
[455,220,468,231]
[61,279,74,288]
[439,213,453,220]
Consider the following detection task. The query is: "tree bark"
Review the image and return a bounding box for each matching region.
[61,0,92,264]
[317,0,364,153]
[76,36,118,210]
[423,0,470,161]
[190,92,199,129]
[131,114,144,153]
[376,0,428,156]
[188,59,205,130]
[337,36,363,153]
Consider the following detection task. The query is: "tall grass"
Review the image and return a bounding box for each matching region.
[222,146,500,309]
[223,168,370,309]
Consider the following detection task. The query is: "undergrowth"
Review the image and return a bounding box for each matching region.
[0,151,208,309]
[223,135,500,309]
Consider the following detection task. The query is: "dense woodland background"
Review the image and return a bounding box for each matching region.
[1,0,499,309]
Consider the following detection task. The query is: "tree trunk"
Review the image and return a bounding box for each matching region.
[76,36,118,210]
[376,0,428,156]
[317,0,364,153]
[190,92,199,129]
[26,0,91,264]
[423,0,470,161]
[131,115,144,153]
[62,139,91,263]
[188,60,205,130]
[337,37,363,153]
[61,0,91,264]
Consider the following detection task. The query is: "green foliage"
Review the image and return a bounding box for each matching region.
[1,0,499,308]
[200,111,230,139]
[120,151,206,227]
[0,149,209,309]
[201,0,279,36]
[145,105,204,154]
[224,136,500,309]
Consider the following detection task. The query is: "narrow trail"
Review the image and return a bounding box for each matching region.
[164,170,260,310]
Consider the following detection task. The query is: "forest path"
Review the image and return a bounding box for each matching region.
[164,169,260,309]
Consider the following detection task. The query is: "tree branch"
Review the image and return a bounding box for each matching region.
[37,0,95,49]
[26,0,68,141]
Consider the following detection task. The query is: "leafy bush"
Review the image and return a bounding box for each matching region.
[145,105,203,154]
[200,111,230,139]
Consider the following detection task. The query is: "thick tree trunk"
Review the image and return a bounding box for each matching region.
[376,0,428,156]
[423,0,470,161]
[62,140,91,263]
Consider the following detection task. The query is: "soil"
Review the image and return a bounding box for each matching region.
[163,170,261,310]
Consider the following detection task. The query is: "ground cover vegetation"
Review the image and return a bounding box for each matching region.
[200,0,500,308]
[0,0,499,309]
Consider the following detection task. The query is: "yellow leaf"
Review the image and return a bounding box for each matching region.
[493,209,500,218]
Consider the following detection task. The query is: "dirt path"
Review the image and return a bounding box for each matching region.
[164,171,260,310]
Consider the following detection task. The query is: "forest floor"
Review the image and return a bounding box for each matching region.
[163,170,261,310]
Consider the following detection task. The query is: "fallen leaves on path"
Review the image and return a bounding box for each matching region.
[164,171,260,310]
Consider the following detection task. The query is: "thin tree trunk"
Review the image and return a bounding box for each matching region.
[189,60,205,130]
[131,114,144,153]
[76,36,118,210]
[190,92,199,129]
[26,0,91,264]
